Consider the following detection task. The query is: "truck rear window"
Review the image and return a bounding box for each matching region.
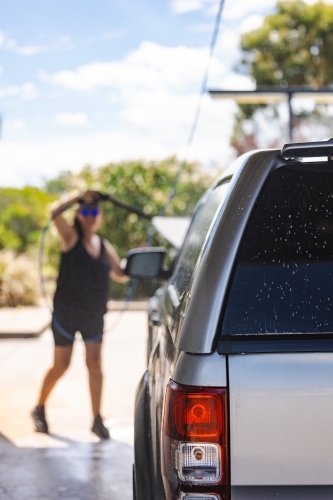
[222,165,333,336]
[172,181,230,299]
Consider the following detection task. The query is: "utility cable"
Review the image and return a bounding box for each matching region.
[130,0,226,311]
[146,0,226,244]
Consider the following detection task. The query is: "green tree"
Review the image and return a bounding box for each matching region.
[45,158,218,298]
[0,187,54,253]
[233,0,333,152]
[44,157,215,251]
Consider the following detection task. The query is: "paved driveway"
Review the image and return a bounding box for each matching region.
[0,310,147,500]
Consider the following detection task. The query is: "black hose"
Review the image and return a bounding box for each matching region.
[98,192,153,221]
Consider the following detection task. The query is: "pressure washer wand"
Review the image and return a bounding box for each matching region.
[98,192,153,221]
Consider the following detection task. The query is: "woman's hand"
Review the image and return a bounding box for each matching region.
[80,190,100,204]
[52,190,100,221]
[51,190,101,252]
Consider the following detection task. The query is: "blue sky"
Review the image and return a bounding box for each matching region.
[0,0,315,186]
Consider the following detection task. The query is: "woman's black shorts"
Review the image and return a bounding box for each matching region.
[51,311,104,347]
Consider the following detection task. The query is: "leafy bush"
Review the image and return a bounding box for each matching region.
[44,158,219,298]
[0,251,40,307]
[0,187,55,253]
[0,158,221,302]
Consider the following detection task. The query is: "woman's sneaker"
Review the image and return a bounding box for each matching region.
[31,405,49,433]
[91,414,110,439]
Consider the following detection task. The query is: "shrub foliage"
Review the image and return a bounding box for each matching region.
[0,251,40,307]
[0,158,219,304]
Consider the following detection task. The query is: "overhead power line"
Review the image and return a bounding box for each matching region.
[186,0,226,153]
[149,0,226,226]
[126,0,227,309]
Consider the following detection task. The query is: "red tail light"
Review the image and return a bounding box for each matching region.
[161,381,229,500]
[176,394,222,438]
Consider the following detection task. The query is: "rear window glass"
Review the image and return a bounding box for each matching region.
[172,181,230,298]
[222,166,333,335]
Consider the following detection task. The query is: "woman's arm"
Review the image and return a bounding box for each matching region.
[52,191,99,251]
[103,239,129,283]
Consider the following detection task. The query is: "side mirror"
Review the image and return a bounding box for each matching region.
[124,247,171,280]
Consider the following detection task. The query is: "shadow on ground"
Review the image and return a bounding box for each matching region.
[0,432,133,500]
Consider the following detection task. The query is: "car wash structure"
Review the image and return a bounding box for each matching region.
[208,86,333,142]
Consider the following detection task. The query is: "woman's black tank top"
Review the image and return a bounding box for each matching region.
[53,238,111,319]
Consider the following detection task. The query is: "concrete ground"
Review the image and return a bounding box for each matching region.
[0,310,147,500]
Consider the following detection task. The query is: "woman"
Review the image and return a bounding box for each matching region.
[32,190,128,439]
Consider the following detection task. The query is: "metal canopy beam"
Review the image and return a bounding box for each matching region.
[208,87,333,141]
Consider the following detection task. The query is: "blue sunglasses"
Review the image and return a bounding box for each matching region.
[80,208,100,217]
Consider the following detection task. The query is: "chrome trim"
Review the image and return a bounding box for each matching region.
[167,283,180,308]
[180,493,219,499]
[231,486,333,499]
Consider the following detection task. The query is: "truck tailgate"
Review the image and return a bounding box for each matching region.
[229,353,333,498]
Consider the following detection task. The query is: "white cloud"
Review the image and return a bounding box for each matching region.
[170,0,278,19]
[172,0,333,19]
[4,118,26,130]
[188,22,214,33]
[38,41,227,92]
[0,86,20,98]
[240,14,265,34]
[218,73,254,90]
[0,31,74,56]
[20,83,38,100]
[3,0,333,188]
[0,131,173,187]
[0,106,235,188]
[37,41,236,152]
[103,30,128,41]
[54,112,88,126]
[0,83,37,100]
[170,0,218,14]
[16,36,74,56]
[223,0,276,21]
[4,41,243,187]
[5,38,17,50]
[17,45,50,56]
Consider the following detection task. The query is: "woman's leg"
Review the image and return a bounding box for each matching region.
[85,341,109,439]
[38,345,73,406]
[85,341,103,417]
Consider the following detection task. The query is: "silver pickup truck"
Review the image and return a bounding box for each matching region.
[126,139,333,500]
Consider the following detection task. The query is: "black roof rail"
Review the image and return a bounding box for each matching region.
[281,138,333,160]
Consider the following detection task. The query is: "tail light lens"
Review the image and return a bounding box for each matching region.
[161,381,229,500]
[177,442,221,482]
[176,394,222,437]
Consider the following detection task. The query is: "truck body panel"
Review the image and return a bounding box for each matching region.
[229,353,333,486]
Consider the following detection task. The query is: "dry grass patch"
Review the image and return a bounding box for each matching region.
[0,251,40,307]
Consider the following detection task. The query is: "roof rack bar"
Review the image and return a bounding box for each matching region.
[281,138,333,159]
